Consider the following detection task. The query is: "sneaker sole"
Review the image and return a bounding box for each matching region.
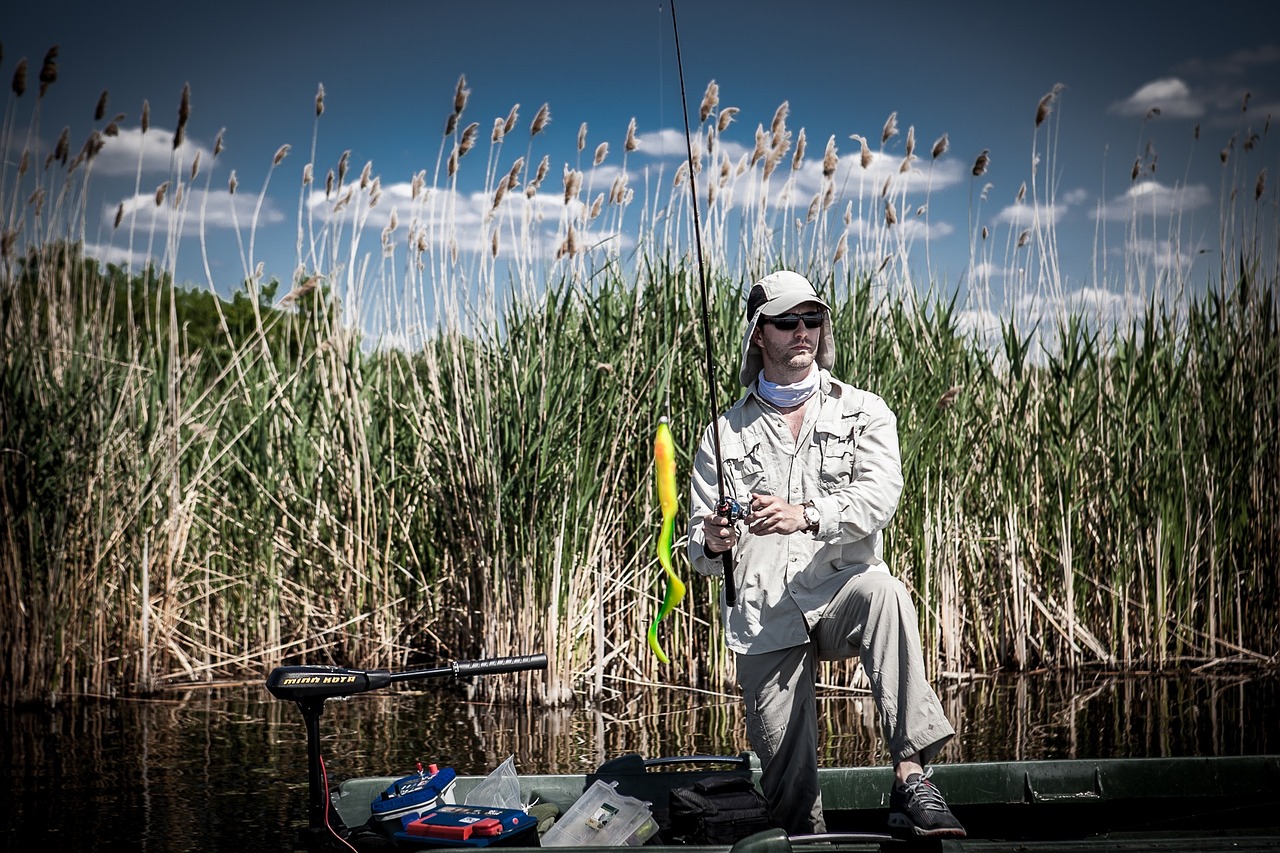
[887,814,967,839]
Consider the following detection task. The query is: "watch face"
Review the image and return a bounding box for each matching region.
[804,505,819,526]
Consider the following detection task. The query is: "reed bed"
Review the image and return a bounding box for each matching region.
[1,62,1276,705]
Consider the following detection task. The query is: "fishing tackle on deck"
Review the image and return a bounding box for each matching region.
[647,417,687,664]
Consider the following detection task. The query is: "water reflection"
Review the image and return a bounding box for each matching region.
[2,672,1276,852]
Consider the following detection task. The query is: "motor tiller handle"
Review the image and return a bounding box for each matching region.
[451,653,547,678]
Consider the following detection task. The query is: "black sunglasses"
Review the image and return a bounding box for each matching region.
[759,311,827,331]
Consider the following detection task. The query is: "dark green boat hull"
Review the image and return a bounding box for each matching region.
[331,754,1280,851]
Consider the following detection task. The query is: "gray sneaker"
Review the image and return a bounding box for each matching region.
[887,769,967,838]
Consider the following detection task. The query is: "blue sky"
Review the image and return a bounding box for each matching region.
[5,0,1278,338]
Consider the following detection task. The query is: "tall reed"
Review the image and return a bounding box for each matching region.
[1,57,1275,705]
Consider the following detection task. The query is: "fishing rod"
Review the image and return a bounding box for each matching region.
[668,0,746,607]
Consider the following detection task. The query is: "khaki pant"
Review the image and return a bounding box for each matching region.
[735,568,955,834]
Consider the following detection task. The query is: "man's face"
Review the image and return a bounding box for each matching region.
[752,300,825,377]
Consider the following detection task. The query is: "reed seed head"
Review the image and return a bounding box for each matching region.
[1017,229,1029,248]
[54,127,69,165]
[453,75,469,115]
[114,202,124,229]
[881,111,898,145]
[751,124,767,167]
[11,58,26,97]
[229,171,237,194]
[459,122,479,156]
[885,199,897,226]
[315,83,325,116]
[141,100,150,133]
[932,133,948,160]
[504,103,519,134]
[174,83,191,150]
[1257,168,1267,202]
[531,103,551,136]
[905,125,915,158]
[593,141,608,166]
[578,122,588,151]
[770,101,789,137]
[1036,93,1053,127]
[1017,181,1026,202]
[301,162,312,185]
[625,117,638,152]
[792,128,806,170]
[191,152,201,180]
[94,90,108,121]
[214,129,224,156]
[972,149,990,176]
[492,116,505,143]
[717,107,739,132]
[273,144,290,166]
[38,46,58,97]
[155,182,168,206]
[104,121,119,137]
[850,134,872,169]
[700,80,719,123]
[823,135,838,178]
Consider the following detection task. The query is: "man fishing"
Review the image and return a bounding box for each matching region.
[687,270,966,838]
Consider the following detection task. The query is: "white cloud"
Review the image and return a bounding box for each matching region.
[1109,77,1204,119]
[88,127,214,177]
[1095,180,1212,221]
[106,185,284,237]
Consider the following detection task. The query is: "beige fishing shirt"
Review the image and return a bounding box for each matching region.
[687,371,904,656]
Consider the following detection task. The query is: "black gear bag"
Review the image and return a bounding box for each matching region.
[667,775,773,844]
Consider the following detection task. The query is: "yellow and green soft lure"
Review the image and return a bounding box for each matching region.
[647,417,687,664]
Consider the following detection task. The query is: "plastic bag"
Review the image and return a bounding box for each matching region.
[461,754,522,810]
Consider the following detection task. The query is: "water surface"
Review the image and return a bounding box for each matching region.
[3,671,1277,852]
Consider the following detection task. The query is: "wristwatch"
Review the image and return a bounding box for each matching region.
[802,501,820,533]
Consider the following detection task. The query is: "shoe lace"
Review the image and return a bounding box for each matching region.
[907,768,950,812]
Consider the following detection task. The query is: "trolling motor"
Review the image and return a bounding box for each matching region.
[266,653,548,845]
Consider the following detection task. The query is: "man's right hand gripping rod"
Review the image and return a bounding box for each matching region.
[715,496,751,607]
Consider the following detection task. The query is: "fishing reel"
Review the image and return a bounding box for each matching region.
[716,496,752,522]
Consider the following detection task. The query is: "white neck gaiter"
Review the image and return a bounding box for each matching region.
[756,365,821,409]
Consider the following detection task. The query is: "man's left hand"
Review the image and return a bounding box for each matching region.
[746,493,808,536]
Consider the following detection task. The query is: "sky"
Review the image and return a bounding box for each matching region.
[4,0,1278,338]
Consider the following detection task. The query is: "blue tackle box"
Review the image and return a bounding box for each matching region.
[369,764,459,828]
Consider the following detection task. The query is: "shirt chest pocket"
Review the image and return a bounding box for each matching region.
[722,436,767,498]
[816,413,867,489]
